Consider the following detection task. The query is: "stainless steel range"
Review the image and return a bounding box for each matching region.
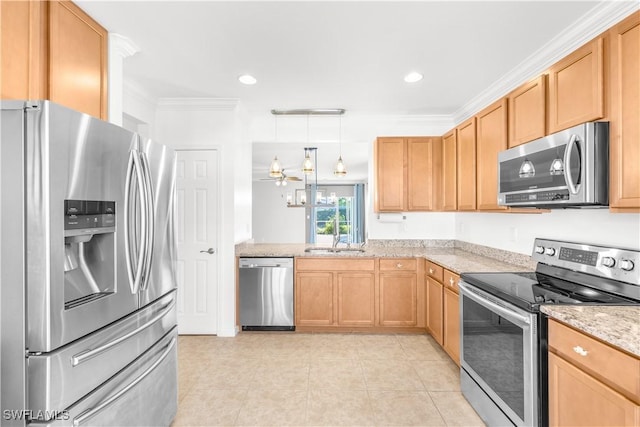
[459,238,640,427]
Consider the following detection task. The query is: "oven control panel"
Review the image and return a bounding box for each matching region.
[532,238,640,286]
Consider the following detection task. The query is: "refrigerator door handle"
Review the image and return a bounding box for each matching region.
[139,151,155,291]
[124,149,148,294]
[72,336,176,427]
[70,299,175,366]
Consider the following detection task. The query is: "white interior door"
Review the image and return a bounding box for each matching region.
[175,150,218,334]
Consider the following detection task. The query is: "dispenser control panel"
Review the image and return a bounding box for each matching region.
[64,200,115,230]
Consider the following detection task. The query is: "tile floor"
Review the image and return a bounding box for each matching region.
[172,333,485,427]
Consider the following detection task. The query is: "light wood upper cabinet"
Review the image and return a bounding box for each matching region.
[375,137,406,212]
[442,130,457,211]
[476,99,509,211]
[508,75,547,147]
[609,11,640,211]
[548,37,605,133]
[407,138,443,211]
[456,118,477,211]
[374,137,442,212]
[0,0,108,120]
[0,1,47,99]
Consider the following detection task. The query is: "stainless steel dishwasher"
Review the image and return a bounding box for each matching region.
[239,257,294,331]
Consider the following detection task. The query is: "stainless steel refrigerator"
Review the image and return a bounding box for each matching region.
[0,100,178,426]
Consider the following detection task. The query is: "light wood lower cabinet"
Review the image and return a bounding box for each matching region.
[548,319,640,427]
[295,257,423,330]
[426,277,444,345]
[337,272,376,326]
[295,272,334,326]
[442,270,460,365]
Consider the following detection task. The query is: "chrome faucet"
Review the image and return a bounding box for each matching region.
[332,214,340,248]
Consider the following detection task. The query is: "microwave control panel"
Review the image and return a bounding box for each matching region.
[504,190,570,204]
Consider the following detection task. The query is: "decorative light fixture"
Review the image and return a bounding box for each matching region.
[334,114,347,177]
[549,158,564,175]
[269,156,283,178]
[302,148,314,175]
[519,159,535,178]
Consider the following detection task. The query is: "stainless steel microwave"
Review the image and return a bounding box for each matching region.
[498,122,609,208]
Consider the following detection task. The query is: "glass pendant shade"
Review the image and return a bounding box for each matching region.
[549,158,564,175]
[334,156,347,176]
[269,156,282,178]
[519,159,535,178]
[302,151,314,175]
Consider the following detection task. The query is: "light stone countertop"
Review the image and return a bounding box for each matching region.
[235,242,533,274]
[541,305,640,357]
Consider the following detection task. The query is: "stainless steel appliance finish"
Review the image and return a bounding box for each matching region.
[498,122,608,208]
[239,257,294,330]
[459,281,538,427]
[0,100,178,426]
[459,238,640,427]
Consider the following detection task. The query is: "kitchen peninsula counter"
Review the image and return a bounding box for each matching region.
[541,305,640,357]
[235,241,535,274]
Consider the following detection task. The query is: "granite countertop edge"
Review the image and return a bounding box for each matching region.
[540,305,640,358]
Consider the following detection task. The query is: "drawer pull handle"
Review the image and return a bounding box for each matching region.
[573,346,588,357]
[429,268,434,274]
[397,263,403,268]
[449,277,455,285]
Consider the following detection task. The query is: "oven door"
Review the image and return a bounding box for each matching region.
[459,281,538,427]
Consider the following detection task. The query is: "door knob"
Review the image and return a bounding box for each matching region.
[200,248,215,254]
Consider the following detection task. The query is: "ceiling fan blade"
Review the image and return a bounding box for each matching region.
[286,177,303,181]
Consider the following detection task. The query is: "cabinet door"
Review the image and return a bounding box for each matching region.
[442,130,457,211]
[476,99,508,211]
[508,75,547,147]
[609,12,640,211]
[0,0,47,99]
[407,137,442,211]
[375,137,406,212]
[426,277,444,345]
[379,273,417,326]
[548,352,640,427]
[456,118,477,211]
[295,272,333,326]
[443,287,460,366]
[49,0,108,120]
[337,272,375,326]
[548,37,604,133]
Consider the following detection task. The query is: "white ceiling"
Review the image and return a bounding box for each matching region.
[77,0,607,182]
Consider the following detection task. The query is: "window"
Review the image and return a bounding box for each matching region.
[305,184,365,245]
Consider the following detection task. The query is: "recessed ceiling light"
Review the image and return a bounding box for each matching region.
[238,74,257,85]
[404,72,423,83]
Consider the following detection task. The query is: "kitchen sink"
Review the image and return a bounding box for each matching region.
[303,247,366,254]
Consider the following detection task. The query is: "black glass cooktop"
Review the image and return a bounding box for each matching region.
[460,271,638,312]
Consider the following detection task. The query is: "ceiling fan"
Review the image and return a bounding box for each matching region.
[260,169,302,186]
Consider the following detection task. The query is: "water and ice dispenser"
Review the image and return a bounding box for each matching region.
[64,200,116,309]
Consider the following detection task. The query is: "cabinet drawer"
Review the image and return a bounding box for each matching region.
[296,258,375,272]
[548,319,640,403]
[379,258,417,272]
[443,270,460,294]
[425,261,444,282]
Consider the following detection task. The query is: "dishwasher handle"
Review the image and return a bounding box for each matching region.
[239,257,294,269]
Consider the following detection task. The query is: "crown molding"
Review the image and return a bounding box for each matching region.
[156,98,240,112]
[453,1,640,125]
[395,114,455,130]
[109,33,140,59]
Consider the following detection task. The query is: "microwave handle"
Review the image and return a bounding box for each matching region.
[563,134,580,195]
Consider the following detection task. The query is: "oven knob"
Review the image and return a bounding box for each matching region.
[535,246,545,254]
[601,257,616,268]
[619,259,635,271]
[545,247,556,256]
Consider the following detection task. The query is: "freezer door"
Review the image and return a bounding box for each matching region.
[138,138,178,307]
[28,290,176,418]
[38,327,178,427]
[25,101,140,352]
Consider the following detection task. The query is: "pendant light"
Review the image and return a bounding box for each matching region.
[302,115,314,174]
[334,115,347,177]
[519,158,535,178]
[269,156,283,178]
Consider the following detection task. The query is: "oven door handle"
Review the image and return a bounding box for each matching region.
[459,282,531,326]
